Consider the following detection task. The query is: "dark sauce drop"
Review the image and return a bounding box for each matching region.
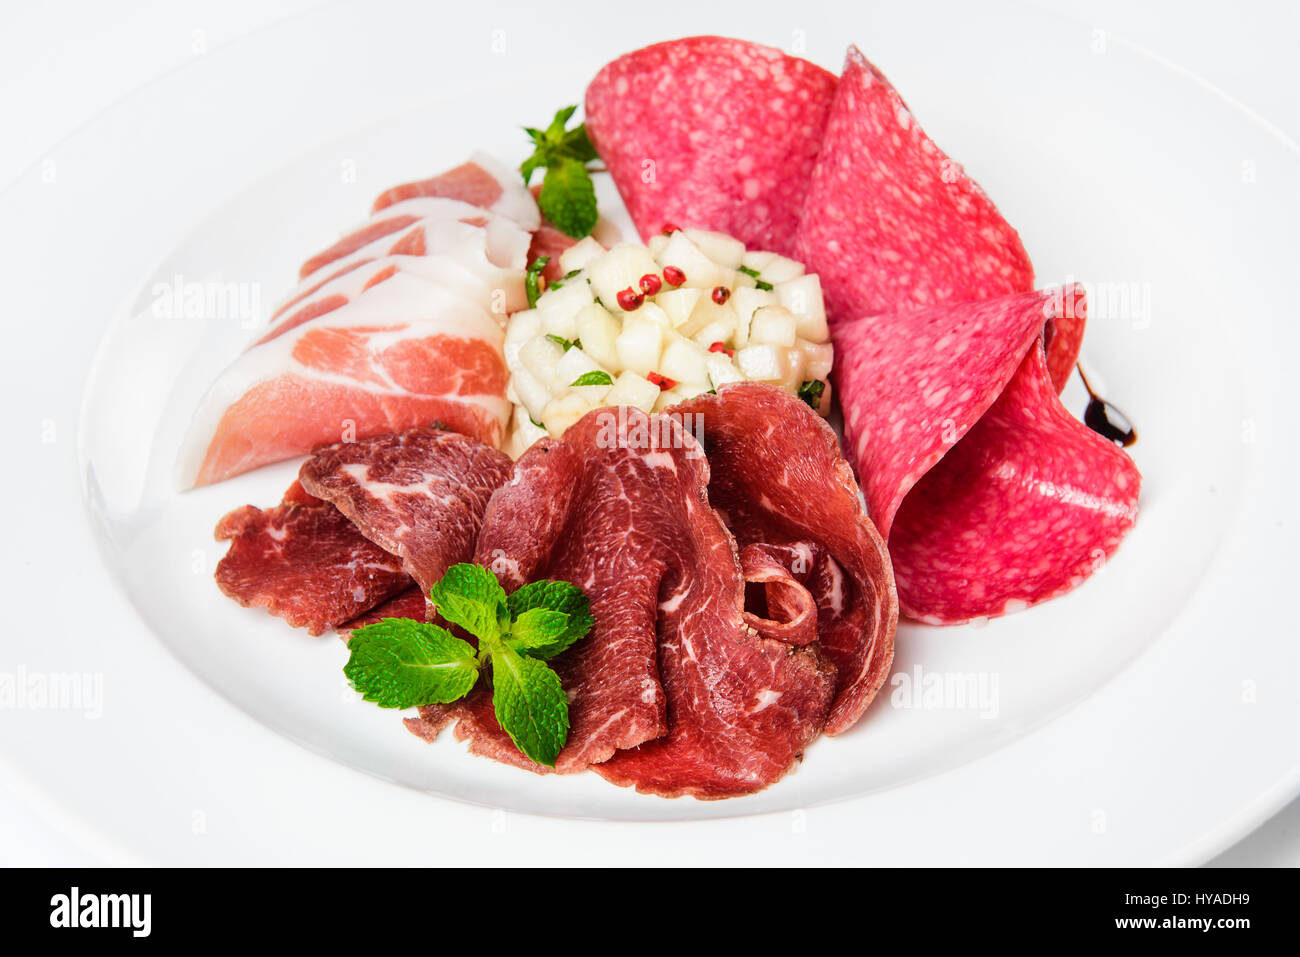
[1077,364,1137,447]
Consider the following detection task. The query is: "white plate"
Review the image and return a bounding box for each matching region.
[2,0,1296,864]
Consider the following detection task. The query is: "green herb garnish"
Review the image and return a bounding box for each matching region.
[344,563,593,766]
[797,379,826,410]
[525,256,550,308]
[738,264,775,290]
[548,268,582,291]
[570,370,613,387]
[520,106,600,238]
[546,333,576,352]
[525,256,551,308]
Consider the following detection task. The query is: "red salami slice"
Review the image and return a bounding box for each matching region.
[793,46,1034,324]
[585,36,837,254]
[668,384,897,734]
[298,427,513,594]
[214,485,411,635]
[833,285,1140,623]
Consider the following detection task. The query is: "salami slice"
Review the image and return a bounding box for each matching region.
[585,36,837,254]
[793,46,1034,324]
[833,285,1140,623]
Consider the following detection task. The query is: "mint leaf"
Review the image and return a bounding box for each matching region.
[544,105,577,139]
[491,646,569,766]
[428,563,508,642]
[570,370,612,387]
[558,125,598,163]
[508,607,571,650]
[797,379,825,410]
[539,157,598,239]
[344,620,479,709]
[525,256,549,308]
[547,333,575,351]
[520,107,596,183]
[506,580,594,660]
[737,265,761,278]
[520,153,546,187]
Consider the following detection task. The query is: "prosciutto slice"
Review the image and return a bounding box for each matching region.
[214,483,411,635]
[834,285,1140,622]
[179,270,512,487]
[668,384,896,733]
[298,427,513,593]
[180,157,537,488]
[273,208,532,336]
[585,36,837,254]
[370,152,540,229]
[409,407,839,797]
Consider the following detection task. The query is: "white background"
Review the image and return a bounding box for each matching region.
[0,0,1296,866]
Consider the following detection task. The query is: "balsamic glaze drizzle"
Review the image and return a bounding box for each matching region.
[1076,364,1137,447]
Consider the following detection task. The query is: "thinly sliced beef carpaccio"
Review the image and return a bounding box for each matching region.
[793,46,1034,324]
[585,36,837,255]
[833,285,1140,623]
[215,429,511,635]
[336,586,432,638]
[669,384,896,734]
[408,406,840,798]
[298,428,513,593]
[214,484,411,635]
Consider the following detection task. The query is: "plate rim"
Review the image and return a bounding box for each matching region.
[2,0,1296,865]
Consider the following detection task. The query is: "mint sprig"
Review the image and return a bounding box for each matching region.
[520,106,601,238]
[344,563,594,767]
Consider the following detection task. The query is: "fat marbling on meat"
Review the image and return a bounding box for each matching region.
[299,427,513,594]
[409,391,896,798]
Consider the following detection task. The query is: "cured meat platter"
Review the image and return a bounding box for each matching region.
[4,1,1296,863]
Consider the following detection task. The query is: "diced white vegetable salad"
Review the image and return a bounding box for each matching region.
[503,227,833,457]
